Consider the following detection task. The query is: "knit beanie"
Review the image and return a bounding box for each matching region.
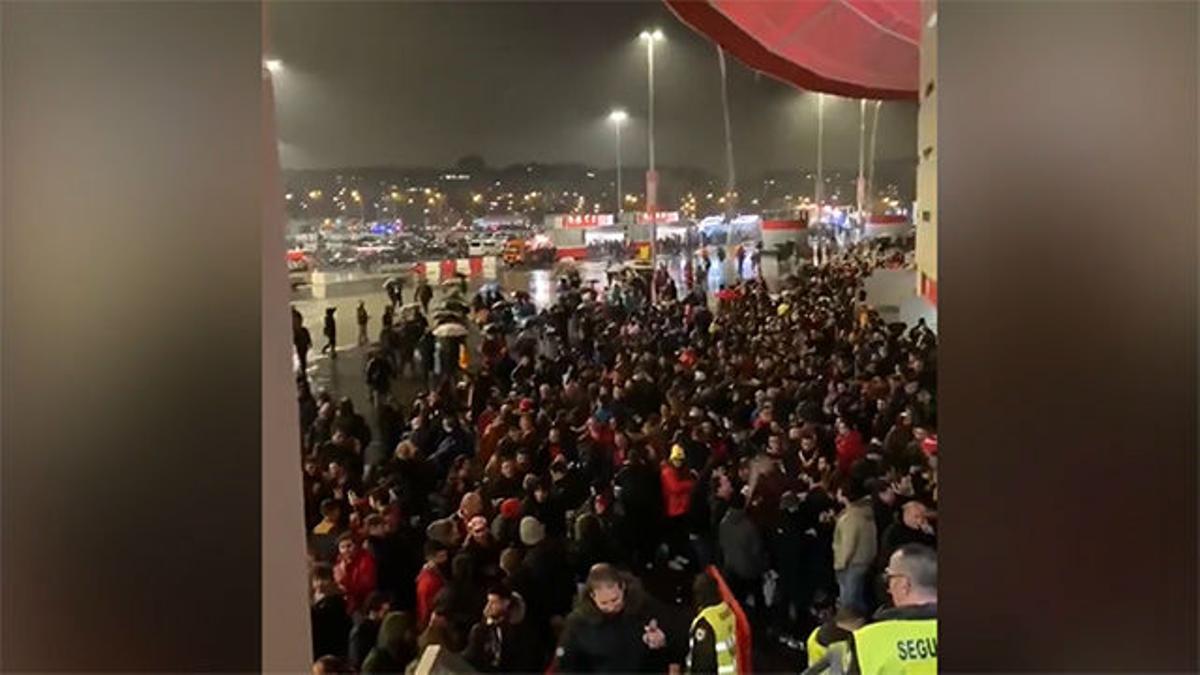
[426,518,459,548]
[500,498,523,521]
[519,516,546,547]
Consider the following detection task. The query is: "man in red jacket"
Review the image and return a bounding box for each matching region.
[835,417,866,476]
[333,532,377,615]
[661,444,698,571]
[415,540,450,629]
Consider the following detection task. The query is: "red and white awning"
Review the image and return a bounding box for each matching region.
[665,0,921,99]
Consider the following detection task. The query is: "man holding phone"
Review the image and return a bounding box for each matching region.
[555,563,683,673]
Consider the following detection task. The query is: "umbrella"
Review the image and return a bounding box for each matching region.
[433,323,469,338]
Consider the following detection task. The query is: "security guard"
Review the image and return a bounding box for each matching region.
[805,606,865,668]
[686,574,739,675]
[802,544,937,675]
[847,543,938,675]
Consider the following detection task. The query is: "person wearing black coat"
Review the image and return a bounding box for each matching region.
[294,323,313,373]
[463,586,543,673]
[334,398,372,451]
[321,307,338,358]
[310,566,352,661]
[348,592,392,668]
[555,565,684,673]
[613,448,663,570]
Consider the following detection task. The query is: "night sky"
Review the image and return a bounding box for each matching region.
[269,1,917,177]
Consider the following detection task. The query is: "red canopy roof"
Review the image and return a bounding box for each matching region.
[665,0,920,100]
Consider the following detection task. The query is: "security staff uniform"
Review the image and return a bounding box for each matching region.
[806,621,854,668]
[686,601,738,675]
[846,603,937,675]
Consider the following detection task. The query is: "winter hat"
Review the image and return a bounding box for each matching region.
[519,516,546,547]
[921,435,938,456]
[426,518,459,548]
[669,444,687,466]
[500,497,523,521]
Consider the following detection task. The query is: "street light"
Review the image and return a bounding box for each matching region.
[264,58,283,74]
[608,109,628,219]
[638,28,664,294]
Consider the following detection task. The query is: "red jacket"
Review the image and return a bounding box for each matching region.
[661,464,697,519]
[836,430,866,475]
[334,548,377,615]
[415,564,445,628]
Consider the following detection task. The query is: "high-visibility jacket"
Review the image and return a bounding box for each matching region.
[688,602,738,675]
[806,626,851,668]
[851,617,937,675]
[704,565,752,674]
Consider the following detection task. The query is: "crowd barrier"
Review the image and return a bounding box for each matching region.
[308,256,499,299]
[412,256,499,284]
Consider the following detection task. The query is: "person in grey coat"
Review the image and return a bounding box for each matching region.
[718,493,767,623]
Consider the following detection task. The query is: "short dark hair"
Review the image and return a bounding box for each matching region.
[486,581,514,600]
[311,563,334,583]
[336,531,356,545]
[313,655,353,674]
[424,540,446,559]
[364,514,386,529]
[692,573,721,608]
[320,499,342,517]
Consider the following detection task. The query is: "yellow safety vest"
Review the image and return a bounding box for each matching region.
[806,626,852,668]
[688,602,738,675]
[806,626,852,672]
[852,618,938,675]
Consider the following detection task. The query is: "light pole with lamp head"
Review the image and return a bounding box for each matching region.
[608,109,628,220]
[639,28,664,299]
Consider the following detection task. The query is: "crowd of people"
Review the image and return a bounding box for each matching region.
[296,240,938,674]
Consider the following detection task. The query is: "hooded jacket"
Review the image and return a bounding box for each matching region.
[556,576,682,673]
[361,612,418,673]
